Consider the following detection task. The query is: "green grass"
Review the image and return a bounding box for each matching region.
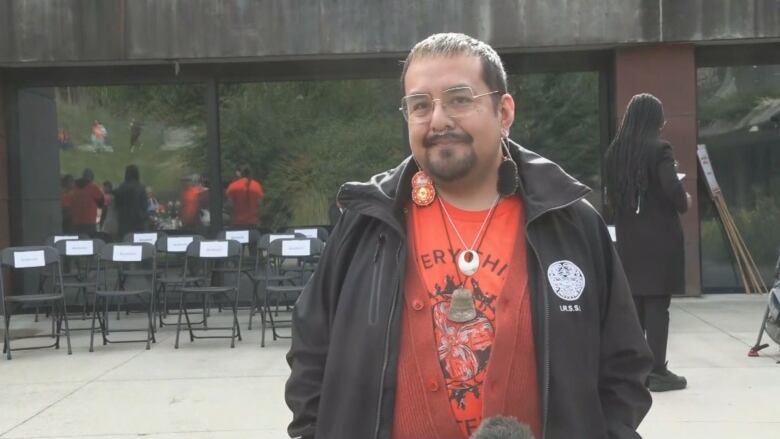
[57,100,199,202]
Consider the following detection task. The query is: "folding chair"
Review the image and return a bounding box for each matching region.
[175,239,243,348]
[284,226,329,243]
[115,232,164,319]
[1,246,72,359]
[90,242,157,351]
[282,227,327,274]
[246,233,304,330]
[155,234,204,327]
[261,237,324,347]
[53,238,106,321]
[36,234,86,321]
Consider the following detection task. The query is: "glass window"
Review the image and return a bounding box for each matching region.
[16,84,207,245]
[218,79,405,230]
[508,72,602,210]
[697,65,780,291]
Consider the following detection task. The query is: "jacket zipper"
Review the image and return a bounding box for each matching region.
[368,234,386,325]
[526,196,586,439]
[373,242,403,439]
[526,234,550,439]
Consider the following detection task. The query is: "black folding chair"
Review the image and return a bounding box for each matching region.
[261,237,324,347]
[246,233,303,330]
[115,232,164,319]
[36,234,86,321]
[1,246,72,359]
[154,234,204,328]
[90,243,157,351]
[284,226,329,243]
[215,229,261,311]
[175,239,243,349]
[53,238,105,321]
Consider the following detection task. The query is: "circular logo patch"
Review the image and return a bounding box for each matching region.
[547,260,585,301]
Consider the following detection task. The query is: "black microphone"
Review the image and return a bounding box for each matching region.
[471,416,536,439]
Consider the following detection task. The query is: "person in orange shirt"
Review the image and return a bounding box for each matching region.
[69,168,105,235]
[180,175,205,231]
[286,33,652,439]
[225,164,264,227]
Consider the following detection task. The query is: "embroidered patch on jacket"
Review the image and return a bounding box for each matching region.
[547,260,585,301]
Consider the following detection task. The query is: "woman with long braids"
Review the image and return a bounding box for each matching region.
[605,93,691,392]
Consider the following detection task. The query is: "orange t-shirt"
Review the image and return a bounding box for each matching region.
[180,185,204,227]
[70,182,103,225]
[225,178,264,226]
[411,195,522,437]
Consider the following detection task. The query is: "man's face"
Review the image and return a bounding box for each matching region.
[403,54,514,183]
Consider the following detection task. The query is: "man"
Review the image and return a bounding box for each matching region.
[286,33,652,439]
[225,164,264,227]
[130,119,143,152]
[70,168,104,235]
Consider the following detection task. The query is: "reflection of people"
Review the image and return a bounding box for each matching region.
[146,187,160,215]
[605,93,691,393]
[180,175,205,230]
[225,164,264,227]
[100,181,118,238]
[91,120,109,152]
[58,128,73,150]
[70,168,105,235]
[114,165,149,237]
[60,174,75,233]
[130,119,143,152]
[286,33,652,439]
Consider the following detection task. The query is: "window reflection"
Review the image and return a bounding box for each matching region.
[698,65,780,291]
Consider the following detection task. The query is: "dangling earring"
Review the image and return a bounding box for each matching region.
[497,138,519,197]
[411,169,436,207]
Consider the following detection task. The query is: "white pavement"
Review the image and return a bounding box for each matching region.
[0,294,777,439]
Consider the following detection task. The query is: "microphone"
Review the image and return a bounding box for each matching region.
[471,416,536,439]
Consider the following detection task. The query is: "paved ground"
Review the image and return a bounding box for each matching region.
[0,294,777,438]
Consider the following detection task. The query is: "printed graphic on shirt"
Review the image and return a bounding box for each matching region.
[430,274,496,410]
[412,196,522,438]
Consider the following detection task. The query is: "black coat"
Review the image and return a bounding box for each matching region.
[286,141,652,439]
[614,141,688,296]
[113,180,149,238]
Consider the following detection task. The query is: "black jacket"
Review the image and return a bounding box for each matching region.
[113,180,148,237]
[286,141,653,439]
[614,141,688,296]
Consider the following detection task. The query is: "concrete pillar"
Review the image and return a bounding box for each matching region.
[614,45,701,296]
[17,88,62,246]
[0,77,9,250]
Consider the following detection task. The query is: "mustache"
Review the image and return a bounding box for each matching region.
[423,131,473,148]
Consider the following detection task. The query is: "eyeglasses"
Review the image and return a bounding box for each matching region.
[399,86,499,124]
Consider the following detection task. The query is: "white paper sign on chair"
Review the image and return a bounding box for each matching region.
[282,239,311,257]
[294,229,318,239]
[225,230,249,244]
[53,235,79,243]
[133,233,158,244]
[269,234,295,242]
[14,250,46,268]
[113,245,143,262]
[66,240,94,256]
[200,241,229,257]
[168,237,194,252]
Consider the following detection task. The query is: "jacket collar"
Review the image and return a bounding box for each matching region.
[338,139,591,227]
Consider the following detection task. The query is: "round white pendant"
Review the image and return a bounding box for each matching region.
[457,250,480,276]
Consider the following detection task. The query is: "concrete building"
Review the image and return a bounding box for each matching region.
[2,0,779,295]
